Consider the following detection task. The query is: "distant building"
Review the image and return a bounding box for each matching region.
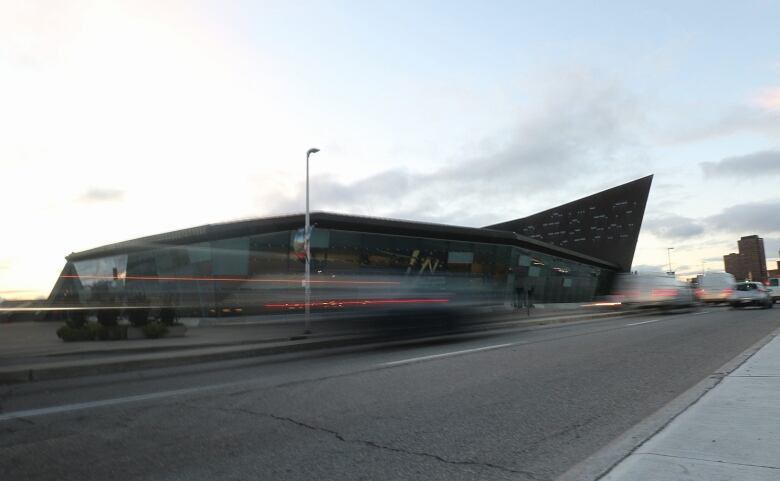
[723,235,768,282]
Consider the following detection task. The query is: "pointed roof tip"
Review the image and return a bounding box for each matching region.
[485,174,655,271]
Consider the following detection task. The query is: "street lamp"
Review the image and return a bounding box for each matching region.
[304,148,320,334]
[667,247,675,275]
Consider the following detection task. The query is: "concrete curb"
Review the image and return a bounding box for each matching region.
[0,309,630,384]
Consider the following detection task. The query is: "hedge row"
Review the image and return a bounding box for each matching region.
[56,322,170,342]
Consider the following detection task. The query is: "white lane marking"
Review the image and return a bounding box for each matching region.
[693,310,711,315]
[0,381,246,422]
[381,343,515,367]
[626,319,661,327]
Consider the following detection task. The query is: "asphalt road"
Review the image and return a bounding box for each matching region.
[2,306,779,481]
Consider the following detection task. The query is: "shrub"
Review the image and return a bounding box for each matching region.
[97,308,120,327]
[65,309,88,329]
[86,323,103,340]
[128,307,150,327]
[142,322,169,339]
[159,307,176,326]
[57,323,127,342]
[94,324,127,340]
[57,325,92,342]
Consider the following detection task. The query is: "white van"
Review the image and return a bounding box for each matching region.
[614,273,695,309]
[696,272,736,304]
[769,278,780,304]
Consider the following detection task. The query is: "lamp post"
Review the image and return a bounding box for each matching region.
[304,148,320,334]
[667,247,674,275]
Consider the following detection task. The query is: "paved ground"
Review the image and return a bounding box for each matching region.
[1,306,778,480]
[601,328,780,480]
[0,304,611,368]
[0,317,332,364]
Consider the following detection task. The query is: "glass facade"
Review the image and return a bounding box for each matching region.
[50,228,611,317]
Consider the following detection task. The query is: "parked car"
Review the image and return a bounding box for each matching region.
[613,273,696,310]
[730,282,773,309]
[769,278,780,304]
[696,272,736,304]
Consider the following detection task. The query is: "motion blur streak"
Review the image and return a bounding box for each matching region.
[0,306,159,312]
[264,298,450,308]
[60,275,400,285]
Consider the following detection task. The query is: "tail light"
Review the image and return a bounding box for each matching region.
[722,288,733,297]
[652,288,678,298]
[695,289,704,298]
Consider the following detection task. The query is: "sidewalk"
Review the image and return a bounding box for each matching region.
[601,332,780,480]
[0,315,356,365]
[0,305,624,383]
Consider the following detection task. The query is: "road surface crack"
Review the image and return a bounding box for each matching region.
[218,405,544,480]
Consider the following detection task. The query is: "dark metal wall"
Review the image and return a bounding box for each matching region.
[486,175,653,272]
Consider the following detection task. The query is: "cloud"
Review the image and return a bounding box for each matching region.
[701,150,780,178]
[668,105,780,144]
[673,264,696,274]
[79,188,124,203]
[260,70,648,227]
[763,237,780,259]
[646,201,780,242]
[630,264,666,273]
[706,201,780,234]
[668,85,780,143]
[642,215,705,240]
[752,87,780,113]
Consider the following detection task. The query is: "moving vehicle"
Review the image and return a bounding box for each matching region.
[730,281,773,309]
[613,273,696,310]
[769,278,780,304]
[696,272,736,304]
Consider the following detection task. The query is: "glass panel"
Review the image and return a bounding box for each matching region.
[360,234,415,274]
[249,231,291,276]
[448,251,474,264]
[72,255,128,305]
[327,230,362,273]
[49,230,615,316]
[211,237,249,276]
[472,244,495,277]
[125,251,159,303]
[445,242,473,277]
[179,242,214,316]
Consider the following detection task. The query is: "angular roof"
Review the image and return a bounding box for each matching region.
[486,175,653,271]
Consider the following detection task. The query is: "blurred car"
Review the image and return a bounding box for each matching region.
[729,281,773,309]
[769,278,780,304]
[613,273,696,310]
[695,272,736,304]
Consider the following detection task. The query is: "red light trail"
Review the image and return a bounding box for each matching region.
[60,275,400,286]
[264,298,450,308]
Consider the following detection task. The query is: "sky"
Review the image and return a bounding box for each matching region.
[1,0,779,299]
